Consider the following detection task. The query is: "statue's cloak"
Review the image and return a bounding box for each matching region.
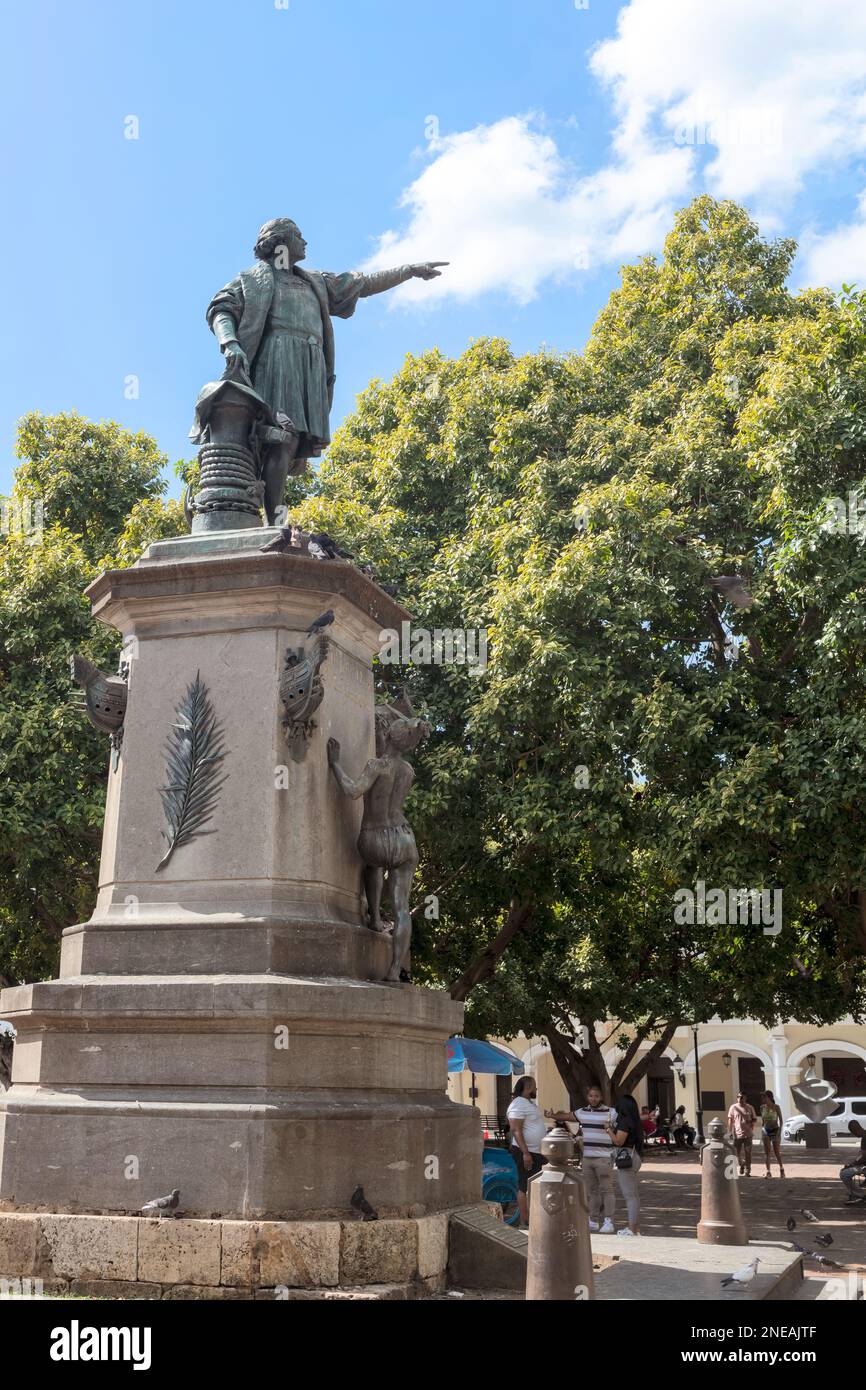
[204,261,365,408]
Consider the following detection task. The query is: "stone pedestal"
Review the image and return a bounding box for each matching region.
[0,532,479,1230]
[803,1121,831,1150]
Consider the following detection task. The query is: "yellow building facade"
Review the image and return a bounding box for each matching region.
[447,1019,866,1131]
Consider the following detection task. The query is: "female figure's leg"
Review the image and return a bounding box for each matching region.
[387,859,416,982]
[615,1154,642,1233]
[773,1134,784,1176]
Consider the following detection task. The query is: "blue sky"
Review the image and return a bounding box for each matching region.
[4,0,866,499]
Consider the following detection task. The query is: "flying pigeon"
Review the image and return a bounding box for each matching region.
[306,609,335,637]
[709,575,754,609]
[814,1233,834,1247]
[350,1185,378,1222]
[721,1257,760,1289]
[140,1188,180,1218]
[786,1216,797,1231]
[801,1208,819,1223]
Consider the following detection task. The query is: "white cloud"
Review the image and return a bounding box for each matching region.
[368,0,866,304]
[798,193,866,290]
[591,0,866,200]
[363,116,693,305]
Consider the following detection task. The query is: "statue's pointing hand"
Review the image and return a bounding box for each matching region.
[411,262,449,280]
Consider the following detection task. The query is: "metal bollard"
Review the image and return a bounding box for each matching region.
[696,1117,748,1245]
[525,1127,595,1300]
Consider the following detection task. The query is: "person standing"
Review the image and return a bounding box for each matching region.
[547,1084,616,1233]
[727,1091,758,1176]
[759,1090,785,1178]
[506,1076,547,1229]
[608,1093,645,1237]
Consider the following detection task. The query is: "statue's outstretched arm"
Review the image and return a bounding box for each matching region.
[360,262,448,297]
[327,740,381,799]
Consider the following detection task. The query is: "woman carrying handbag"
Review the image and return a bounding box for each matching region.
[607,1093,644,1237]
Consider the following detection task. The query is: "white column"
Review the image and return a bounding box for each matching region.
[770,1029,792,1118]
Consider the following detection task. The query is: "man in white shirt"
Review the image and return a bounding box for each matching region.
[506,1075,548,1228]
[547,1084,616,1233]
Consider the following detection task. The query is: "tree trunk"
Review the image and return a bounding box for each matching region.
[544,1022,611,1105]
[449,897,532,1002]
[614,1020,681,1096]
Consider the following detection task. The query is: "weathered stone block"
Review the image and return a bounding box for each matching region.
[255,1221,340,1287]
[0,1213,42,1278]
[417,1212,449,1279]
[70,1279,162,1299]
[137,1219,221,1286]
[340,1219,417,1285]
[40,1214,138,1282]
[220,1220,259,1287]
[163,1283,252,1300]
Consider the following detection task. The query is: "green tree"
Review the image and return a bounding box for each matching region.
[0,414,185,984]
[297,196,866,1099]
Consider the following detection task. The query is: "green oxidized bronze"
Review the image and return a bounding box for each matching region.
[327,689,431,984]
[188,218,447,530]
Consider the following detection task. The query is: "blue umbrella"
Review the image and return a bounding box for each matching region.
[446,1037,524,1075]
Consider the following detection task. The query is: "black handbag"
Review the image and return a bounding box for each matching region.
[614,1145,634,1170]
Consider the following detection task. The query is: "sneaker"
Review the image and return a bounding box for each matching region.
[588,1219,600,1231]
[600,1218,615,1234]
[616,1227,636,1237]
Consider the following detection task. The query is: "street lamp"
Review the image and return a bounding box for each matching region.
[722,1051,732,1068]
[672,1055,686,1087]
[806,1053,817,1070]
[692,1024,705,1144]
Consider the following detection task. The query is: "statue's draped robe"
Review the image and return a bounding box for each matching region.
[203,262,365,456]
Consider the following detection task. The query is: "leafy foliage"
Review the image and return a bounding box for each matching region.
[297,196,866,1093]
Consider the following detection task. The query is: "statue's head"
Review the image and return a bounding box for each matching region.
[254,218,306,265]
[374,695,431,757]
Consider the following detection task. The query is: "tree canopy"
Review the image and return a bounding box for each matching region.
[294,195,866,1097]
[0,413,184,984]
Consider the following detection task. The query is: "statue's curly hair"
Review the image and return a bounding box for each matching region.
[254,218,300,262]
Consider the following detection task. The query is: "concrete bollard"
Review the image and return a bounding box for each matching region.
[697,1117,748,1245]
[525,1127,595,1300]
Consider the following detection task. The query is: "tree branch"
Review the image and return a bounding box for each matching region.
[449,896,532,1002]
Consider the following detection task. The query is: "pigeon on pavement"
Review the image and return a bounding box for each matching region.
[721,1257,760,1289]
[801,1208,819,1223]
[306,609,335,637]
[814,1233,834,1247]
[786,1216,797,1231]
[812,1254,844,1270]
[141,1188,180,1218]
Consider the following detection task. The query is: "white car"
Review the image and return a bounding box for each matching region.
[783,1096,866,1142]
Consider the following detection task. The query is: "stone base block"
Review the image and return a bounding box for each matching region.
[0,1209,462,1299]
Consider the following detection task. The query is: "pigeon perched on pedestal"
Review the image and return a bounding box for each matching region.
[721,1256,760,1289]
[140,1188,180,1218]
[350,1186,378,1221]
[306,609,335,638]
[308,532,353,561]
